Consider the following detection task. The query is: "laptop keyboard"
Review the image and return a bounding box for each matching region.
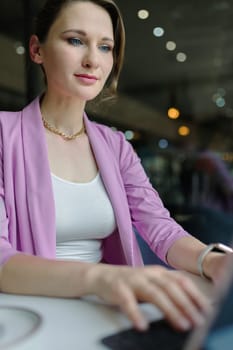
[101,319,191,350]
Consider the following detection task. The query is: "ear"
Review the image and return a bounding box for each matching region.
[29,35,43,64]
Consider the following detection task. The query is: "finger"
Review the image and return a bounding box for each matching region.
[147,269,210,314]
[115,282,149,331]
[147,272,208,327]
[174,273,210,313]
[136,282,193,331]
[159,278,206,328]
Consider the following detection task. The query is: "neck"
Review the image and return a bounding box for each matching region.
[40,93,86,134]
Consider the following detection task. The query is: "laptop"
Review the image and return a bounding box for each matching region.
[100,254,233,350]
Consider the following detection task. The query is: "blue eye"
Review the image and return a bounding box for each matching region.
[99,45,112,53]
[68,38,83,47]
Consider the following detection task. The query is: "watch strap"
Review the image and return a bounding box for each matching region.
[197,243,233,280]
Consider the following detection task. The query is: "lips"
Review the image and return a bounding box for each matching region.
[74,73,98,85]
[75,74,98,80]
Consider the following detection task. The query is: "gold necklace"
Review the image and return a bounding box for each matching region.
[42,116,85,141]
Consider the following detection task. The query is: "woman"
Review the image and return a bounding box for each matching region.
[0,0,231,332]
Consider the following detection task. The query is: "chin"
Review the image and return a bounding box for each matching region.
[78,92,101,102]
[76,86,103,102]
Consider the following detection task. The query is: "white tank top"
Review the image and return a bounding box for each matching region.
[51,172,116,263]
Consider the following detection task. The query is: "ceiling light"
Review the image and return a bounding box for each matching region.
[158,139,168,149]
[168,107,180,119]
[212,88,226,103]
[153,27,164,37]
[176,52,187,62]
[166,41,176,51]
[125,130,134,140]
[137,9,149,20]
[215,97,226,108]
[16,46,25,55]
[14,42,25,55]
[178,126,190,136]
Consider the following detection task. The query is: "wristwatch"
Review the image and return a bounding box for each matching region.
[197,243,233,280]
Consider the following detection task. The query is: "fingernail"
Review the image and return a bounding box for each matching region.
[194,314,205,327]
[137,319,149,331]
[179,318,192,331]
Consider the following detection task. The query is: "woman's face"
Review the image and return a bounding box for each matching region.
[37,1,114,101]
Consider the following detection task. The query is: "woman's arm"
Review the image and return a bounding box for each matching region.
[166,236,206,275]
[116,134,232,283]
[0,254,94,297]
[0,253,208,332]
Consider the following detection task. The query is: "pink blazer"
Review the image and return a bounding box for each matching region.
[0,97,189,266]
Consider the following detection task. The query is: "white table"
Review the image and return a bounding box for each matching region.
[0,273,214,350]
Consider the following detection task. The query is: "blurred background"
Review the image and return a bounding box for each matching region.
[0,0,233,253]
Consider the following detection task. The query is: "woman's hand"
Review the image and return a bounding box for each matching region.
[85,264,209,332]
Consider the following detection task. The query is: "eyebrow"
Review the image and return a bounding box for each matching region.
[62,29,114,43]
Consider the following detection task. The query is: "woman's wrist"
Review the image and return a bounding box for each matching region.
[198,243,233,280]
[83,263,107,295]
[201,251,222,280]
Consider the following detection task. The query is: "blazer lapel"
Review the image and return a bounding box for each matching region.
[84,114,143,266]
[21,97,56,258]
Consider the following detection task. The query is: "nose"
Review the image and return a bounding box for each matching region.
[82,48,99,69]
